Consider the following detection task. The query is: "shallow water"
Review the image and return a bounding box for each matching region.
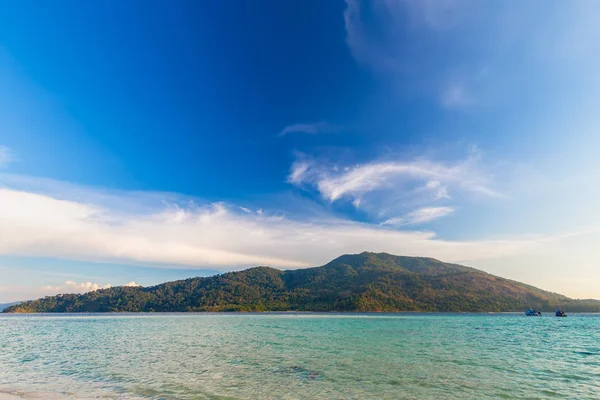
[1,313,599,399]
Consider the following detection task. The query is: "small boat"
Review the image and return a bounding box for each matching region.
[555,308,567,317]
[526,308,542,316]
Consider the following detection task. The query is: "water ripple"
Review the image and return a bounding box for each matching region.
[1,313,599,399]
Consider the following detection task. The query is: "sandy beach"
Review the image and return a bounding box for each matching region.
[0,394,21,399]
[0,391,62,399]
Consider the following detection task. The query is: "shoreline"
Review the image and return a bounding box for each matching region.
[0,392,22,399]
[2,311,599,316]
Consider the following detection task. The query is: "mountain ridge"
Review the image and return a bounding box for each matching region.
[5,252,599,313]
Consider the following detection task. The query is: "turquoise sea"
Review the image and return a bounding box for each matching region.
[1,313,599,399]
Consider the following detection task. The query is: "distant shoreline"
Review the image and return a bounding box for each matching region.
[2,311,600,316]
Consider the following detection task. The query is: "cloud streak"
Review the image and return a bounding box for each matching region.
[278,121,340,137]
[382,207,455,226]
[342,0,485,107]
[288,150,502,205]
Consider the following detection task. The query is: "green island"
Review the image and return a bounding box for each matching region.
[5,252,600,313]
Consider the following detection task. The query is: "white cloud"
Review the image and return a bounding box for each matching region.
[0,182,540,271]
[288,150,501,204]
[435,187,450,200]
[382,207,455,226]
[426,180,451,200]
[63,280,111,292]
[287,160,311,184]
[425,180,441,189]
[0,146,15,167]
[123,281,140,287]
[1,176,600,298]
[240,207,251,213]
[278,121,340,137]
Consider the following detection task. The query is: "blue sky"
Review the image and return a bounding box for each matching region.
[1,0,600,302]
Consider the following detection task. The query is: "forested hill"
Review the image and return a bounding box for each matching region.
[5,252,600,313]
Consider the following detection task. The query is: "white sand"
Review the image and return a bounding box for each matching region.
[0,393,63,399]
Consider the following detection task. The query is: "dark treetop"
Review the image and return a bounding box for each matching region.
[5,253,600,313]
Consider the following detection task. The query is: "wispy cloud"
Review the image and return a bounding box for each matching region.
[287,160,311,184]
[0,146,15,167]
[288,149,502,205]
[343,0,600,108]
[344,0,469,73]
[382,207,455,226]
[343,0,395,73]
[0,178,533,271]
[399,0,468,31]
[426,180,450,200]
[2,174,600,299]
[278,121,340,137]
[343,0,483,106]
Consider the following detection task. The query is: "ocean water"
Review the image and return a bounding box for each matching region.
[1,313,599,399]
